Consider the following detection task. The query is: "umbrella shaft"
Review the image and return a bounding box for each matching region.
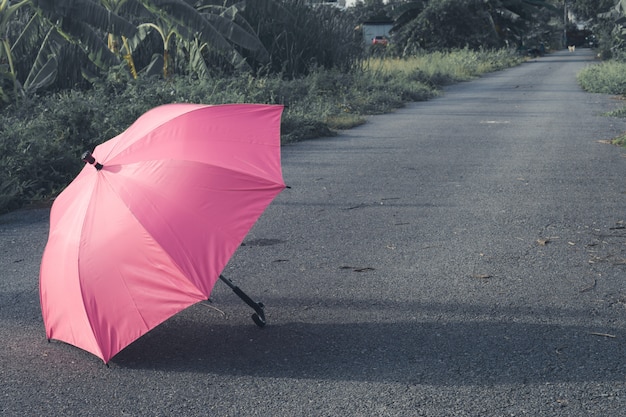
[219,275,266,327]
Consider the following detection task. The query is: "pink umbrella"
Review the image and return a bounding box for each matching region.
[39,103,285,363]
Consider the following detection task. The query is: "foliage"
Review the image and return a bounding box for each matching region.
[242,0,364,78]
[385,0,560,55]
[1,0,370,108]
[569,0,615,20]
[0,0,138,106]
[395,0,501,51]
[577,59,626,94]
[365,47,524,85]
[611,131,626,147]
[581,0,626,59]
[120,0,270,77]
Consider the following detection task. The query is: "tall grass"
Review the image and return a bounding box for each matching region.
[364,48,524,86]
[0,49,524,214]
[577,60,626,95]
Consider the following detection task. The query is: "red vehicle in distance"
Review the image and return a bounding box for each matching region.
[372,35,388,46]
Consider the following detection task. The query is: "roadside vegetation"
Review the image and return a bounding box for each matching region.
[1,0,625,214]
[578,60,626,95]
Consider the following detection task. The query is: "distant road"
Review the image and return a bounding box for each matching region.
[2,48,625,416]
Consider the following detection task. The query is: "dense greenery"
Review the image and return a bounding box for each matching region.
[577,60,626,94]
[1,0,367,104]
[385,0,560,54]
[0,0,572,104]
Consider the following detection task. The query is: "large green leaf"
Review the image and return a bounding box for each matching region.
[24,55,57,91]
[11,13,49,60]
[32,0,136,37]
[140,0,232,51]
[58,18,120,68]
[203,13,268,60]
[23,27,65,91]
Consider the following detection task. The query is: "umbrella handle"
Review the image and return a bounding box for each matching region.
[81,151,103,170]
[219,275,266,327]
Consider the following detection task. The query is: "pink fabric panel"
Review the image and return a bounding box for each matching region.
[97,104,284,184]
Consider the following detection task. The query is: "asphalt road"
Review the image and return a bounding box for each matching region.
[2,48,625,416]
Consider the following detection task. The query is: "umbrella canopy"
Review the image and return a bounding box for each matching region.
[40,103,285,363]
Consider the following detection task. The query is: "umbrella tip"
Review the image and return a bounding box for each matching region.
[81,151,103,170]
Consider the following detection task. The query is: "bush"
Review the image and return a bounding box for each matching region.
[577,60,626,95]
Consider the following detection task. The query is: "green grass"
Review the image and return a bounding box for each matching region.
[611,132,626,147]
[364,48,524,85]
[577,60,626,95]
[0,48,524,214]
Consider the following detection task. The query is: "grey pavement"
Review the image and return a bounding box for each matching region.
[1,48,625,416]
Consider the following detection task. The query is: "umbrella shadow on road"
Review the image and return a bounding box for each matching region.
[111,301,625,386]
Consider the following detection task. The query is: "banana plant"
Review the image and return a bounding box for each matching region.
[0,0,31,103]
[119,0,269,78]
[198,2,269,65]
[15,17,65,93]
[608,0,626,45]
[31,0,137,69]
[2,0,137,102]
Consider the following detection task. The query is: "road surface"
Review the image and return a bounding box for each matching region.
[1,48,625,416]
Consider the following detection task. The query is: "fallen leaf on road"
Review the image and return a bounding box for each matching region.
[340,266,376,272]
[472,274,492,279]
[537,238,550,246]
[590,332,616,338]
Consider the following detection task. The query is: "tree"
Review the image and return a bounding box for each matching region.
[569,0,615,21]
[387,0,560,54]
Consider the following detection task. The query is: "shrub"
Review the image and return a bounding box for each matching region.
[577,61,626,95]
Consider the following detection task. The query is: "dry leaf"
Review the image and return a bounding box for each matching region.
[340,266,375,272]
[472,274,492,279]
[537,238,550,246]
[590,332,616,338]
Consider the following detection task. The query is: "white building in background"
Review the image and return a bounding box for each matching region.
[344,0,389,7]
[311,0,388,9]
